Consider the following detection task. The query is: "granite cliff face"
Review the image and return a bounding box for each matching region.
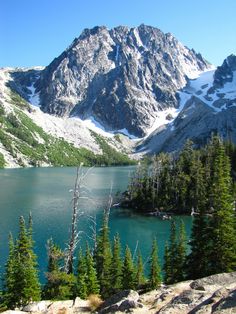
[33,24,210,137]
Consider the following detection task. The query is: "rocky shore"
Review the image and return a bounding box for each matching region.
[2,272,236,314]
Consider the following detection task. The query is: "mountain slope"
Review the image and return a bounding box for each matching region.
[22,24,210,137]
[3,25,235,159]
[140,54,236,153]
[0,69,134,168]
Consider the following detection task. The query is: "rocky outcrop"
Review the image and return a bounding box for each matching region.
[97,290,142,313]
[2,272,236,314]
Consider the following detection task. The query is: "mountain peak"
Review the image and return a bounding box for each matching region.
[9,25,211,137]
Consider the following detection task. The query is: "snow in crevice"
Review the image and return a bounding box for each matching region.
[115,45,120,62]
[145,107,179,137]
[28,84,40,107]
[114,128,138,139]
[133,28,143,47]
[83,116,138,139]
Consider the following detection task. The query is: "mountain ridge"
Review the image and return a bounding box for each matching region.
[1,25,236,166]
[140,54,236,154]
[27,24,210,136]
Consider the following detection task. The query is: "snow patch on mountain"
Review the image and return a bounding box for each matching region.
[28,84,40,107]
[180,68,236,113]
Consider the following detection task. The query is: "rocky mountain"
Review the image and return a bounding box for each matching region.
[140,54,236,153]
[0,68,134,168]
[2,272,236,313]
[12,24,210,137]
[2,25,236,163]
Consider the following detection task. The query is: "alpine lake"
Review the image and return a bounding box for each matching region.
[0,166,192,282]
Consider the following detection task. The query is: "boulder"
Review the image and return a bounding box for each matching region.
[98,290,140,313]
[190,272,236,291]
[23,301,52,312]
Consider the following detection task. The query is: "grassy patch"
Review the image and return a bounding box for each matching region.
[9,90,31,111]
[0,152,5,168]
[0,91,135,168]
[91,131,136,166]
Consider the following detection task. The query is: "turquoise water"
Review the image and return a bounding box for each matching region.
[0,166,192,281]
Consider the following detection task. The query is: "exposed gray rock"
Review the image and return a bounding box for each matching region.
[32,24,209,137]
[23,301,52,312]
[212,289,236,313]
[2,272,236,314]
[213,54,236,89]
[190,272,236,291]
[4,29,236,154]
[98,289,140,313]
[141,55,236,154]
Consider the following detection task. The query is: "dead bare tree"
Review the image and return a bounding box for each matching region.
[87,213,97,253]
[64,164,93,274]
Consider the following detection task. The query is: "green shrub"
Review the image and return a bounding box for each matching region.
[0,153,5,168]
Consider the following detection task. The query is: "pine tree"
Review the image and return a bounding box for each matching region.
[135,249,146,289]
[43,239,76,300]
[163,242,171,284]
[6,216,41,307]
[207,139,236,273]
[148,239,161,289]
[186,157,210,279]
[76,249,88,299]
[168,220,178,283]
[186,207,210,279]
[2,233,17,309]
[110,234,123,294]
[95,211,112,298]
[43,239,64,299]
[175,220,187,282]
[122,245,136,290]
[85,244,100,296]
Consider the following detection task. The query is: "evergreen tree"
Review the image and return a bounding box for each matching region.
[122,245,136,290]
[186,207,210,279]
[135,249,146,289]
[85,244,100,296]
[207,139,236,273]
[43,239,64,299]
[43,239,76,300]
[186,157,210,279]
[2,233,17,309]
[148,239,161,289]
[175,220,187,282]
[163,242,171,284]
[95,211,112,298]
[5,216,41,307]
[76,249,88,299]
[168,220,178,283]
[110,234,123,294]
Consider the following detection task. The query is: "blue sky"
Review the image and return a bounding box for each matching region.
[1,0,236,67]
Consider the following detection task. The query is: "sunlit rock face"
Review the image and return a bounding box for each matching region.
[34,24,210,137]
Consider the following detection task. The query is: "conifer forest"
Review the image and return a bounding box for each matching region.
[0,136,236,310]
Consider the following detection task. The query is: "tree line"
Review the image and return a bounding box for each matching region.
[1,212,163,310]
[1,136,236,310]
[124,136,236,214]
